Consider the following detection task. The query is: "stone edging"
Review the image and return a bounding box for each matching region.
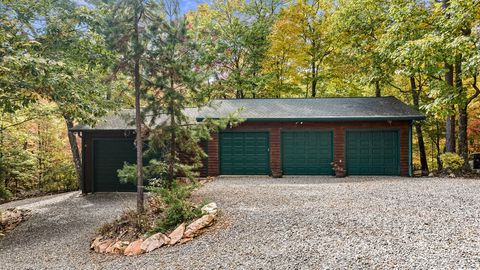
[91,202,218,256]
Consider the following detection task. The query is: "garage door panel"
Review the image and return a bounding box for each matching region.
[282,131,333,175]
[346,130,399,175]
[220,132,270,175]
[93,139,136,192]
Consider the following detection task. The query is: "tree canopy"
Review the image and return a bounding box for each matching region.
[1,0,480,202]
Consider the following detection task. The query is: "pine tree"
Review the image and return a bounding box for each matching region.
[142,0,219,188]
[102,0,165,212]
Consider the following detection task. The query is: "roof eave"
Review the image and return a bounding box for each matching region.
[196,116,426,122]
[69,128,136,132]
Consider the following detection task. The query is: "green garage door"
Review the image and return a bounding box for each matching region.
[282,131,333,175]
[219,132,270,175]
[346,130,399,175]
[93,139,136,192]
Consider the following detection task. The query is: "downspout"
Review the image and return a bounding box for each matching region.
[408,121,413,177]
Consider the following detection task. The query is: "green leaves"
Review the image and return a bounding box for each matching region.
[188,0,281,98]
[0,105,78,196]
[0,0,115,123]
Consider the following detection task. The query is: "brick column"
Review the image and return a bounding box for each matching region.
[207,132,219,176]
[399,125,409,176]
[270,127,282,177]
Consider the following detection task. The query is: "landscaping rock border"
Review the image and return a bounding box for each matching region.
[90,202,218,256]
[0,208,31,236]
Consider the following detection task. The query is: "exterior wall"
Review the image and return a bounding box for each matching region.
[207,132,220,176]
[199,140,209,177]
[81,130,210,193]
[80,120,411,193]
[206,120,411,177]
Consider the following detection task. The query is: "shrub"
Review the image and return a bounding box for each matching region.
[0,185,12,202]
[118,162,137,185]
[149,181,202,233]
[440,153,464,172]
[97,209,151,240]
[118,159,167,186]
[42,160,78,192]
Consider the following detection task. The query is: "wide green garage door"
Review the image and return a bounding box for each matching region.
[219,132,270,175]
[282,131,333,175]
[93,139,136,192]
[346,130,399,175]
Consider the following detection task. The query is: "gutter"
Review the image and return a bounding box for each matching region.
[196,116,426,122]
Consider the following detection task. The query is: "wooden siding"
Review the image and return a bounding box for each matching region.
[206,120,411,177]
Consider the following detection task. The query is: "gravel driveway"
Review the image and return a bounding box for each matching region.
[1,176,480,269]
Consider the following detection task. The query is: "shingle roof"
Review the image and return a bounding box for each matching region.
[71,97,424,131]
[196,97,425,121]
[70,108,201,131]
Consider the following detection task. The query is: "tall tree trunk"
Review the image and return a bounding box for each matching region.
[455,58,469,168]
[445,114,456,153]
[168,98,176,189]
[311,61,317,97]
[456,26,472,168]
[37,123,43,190]
[65,118,83,192]
[410,77,428,174]
[444,63,456,153]
[375,81,381,97]
[133,3,144,213]
[236,89,244,99]
[0,125,5,189]
[442,0,456,154]
[436,121,443,170]
[458,106,468,162]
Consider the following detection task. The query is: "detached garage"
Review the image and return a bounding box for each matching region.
[72,97,424,193]
[198,97,424,178]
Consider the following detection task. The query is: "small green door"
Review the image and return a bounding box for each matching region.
[346,130,400,175]
[282,131,333,175]
[219,132,270,175]
[93,139,136,192]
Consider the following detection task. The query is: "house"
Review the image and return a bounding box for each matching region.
[71,97,425,193]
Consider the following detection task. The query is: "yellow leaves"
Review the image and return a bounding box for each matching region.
[262,0,335,96]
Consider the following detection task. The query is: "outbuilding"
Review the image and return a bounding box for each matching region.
[71,97,424,193]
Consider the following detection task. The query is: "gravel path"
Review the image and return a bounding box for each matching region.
[1,177,480,269]
[0,192,136,270]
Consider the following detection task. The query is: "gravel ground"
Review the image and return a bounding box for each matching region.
[1,176,480,269]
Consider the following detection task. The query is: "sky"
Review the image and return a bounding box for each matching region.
[178,0,207,14]
[75,0,207,15]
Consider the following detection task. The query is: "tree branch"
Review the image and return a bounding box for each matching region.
[0,117,38,131]
[388,82,409,93]
[467,75,480,105]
